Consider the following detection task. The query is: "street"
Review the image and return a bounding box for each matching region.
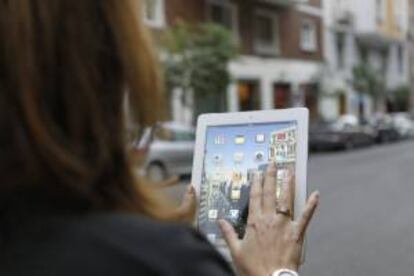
[164,140,414,276]
[304,140,414,276]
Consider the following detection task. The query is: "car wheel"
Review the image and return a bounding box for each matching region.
[344,140,354,151]
[146,163,167,182]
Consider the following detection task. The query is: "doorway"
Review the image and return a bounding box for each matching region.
[338,92,347,115]
[237,81,261,111]
[303,83,319,120]
[273,83,291,109]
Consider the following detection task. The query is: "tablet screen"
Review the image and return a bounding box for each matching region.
[198,121,297,243]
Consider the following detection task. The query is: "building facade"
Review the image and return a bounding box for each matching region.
[409,0,414,111]
[322,0,410,120]
[143,0,324,123]
[222,0,324,121]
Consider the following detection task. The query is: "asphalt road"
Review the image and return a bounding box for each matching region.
[303,140,414,276]
[164,140,414,276]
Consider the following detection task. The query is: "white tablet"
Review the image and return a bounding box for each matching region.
[191,108,309,247]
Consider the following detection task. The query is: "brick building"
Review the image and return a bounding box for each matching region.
[143,0,324,123]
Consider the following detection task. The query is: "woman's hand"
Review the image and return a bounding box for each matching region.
[156,176,197,223]
[218,163,319,276]
[175,184,196,223]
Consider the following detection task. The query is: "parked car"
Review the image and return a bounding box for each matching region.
[391,112,414,139]
[132,122,195,182]
[310,115,376,151]
[368,113,400,144]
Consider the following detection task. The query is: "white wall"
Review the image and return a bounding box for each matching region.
[227,56,323,111]
[386,42,410,90]
[354,0,377,34]
[321,0,410,119]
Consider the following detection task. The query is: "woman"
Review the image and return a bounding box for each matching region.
[0,0,319,275]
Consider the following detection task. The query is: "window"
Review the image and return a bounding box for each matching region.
[143,0,165,28]
[207,0,238,38]
[398,44,404,73]
[359,46,368,64]
[381,48,389,75]
[300,20,317,52]
[376,0,385,23]
[336,32,345,69]
[393,0,404,29]
[254,10,279,55]
[171,130,195,142]
[273,84,291,109]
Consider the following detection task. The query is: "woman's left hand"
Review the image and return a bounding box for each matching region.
[155,176,197,223]
[175,184,196,223]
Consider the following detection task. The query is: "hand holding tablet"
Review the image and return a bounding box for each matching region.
[191,108,318,271]
[192,108,309,241]
[218,163,319,275]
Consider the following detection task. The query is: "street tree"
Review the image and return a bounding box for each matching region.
[161,21,237,124]
[352,63,385,118]
[389,85,410,112]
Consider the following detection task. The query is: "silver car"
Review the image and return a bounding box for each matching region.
[132,122,195,182]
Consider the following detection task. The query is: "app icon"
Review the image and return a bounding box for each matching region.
[208,209,218,220]
[255,151,265,162]
[213,154,223,164]
[214,135,225,145]
[207,234,217,243]
[233,152,244,163]
[276,132,286,141]
[229,209,240,219]
[234,135,245,145]
[256,133,265,143]
[212,172,225,182]
[231,171,242,182]
[231,189,241,200]
[277,169,289,179]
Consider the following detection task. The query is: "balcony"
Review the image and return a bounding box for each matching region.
[356,32,394,49]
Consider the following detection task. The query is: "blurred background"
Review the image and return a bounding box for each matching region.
[131,0,414,275]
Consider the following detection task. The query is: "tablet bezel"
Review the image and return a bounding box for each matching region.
[191,108,309,242]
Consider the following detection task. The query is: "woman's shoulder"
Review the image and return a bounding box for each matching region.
[63,213,235,275]
[2,212,234,276]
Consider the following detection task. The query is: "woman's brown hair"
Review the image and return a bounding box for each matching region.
[0,0,171,218]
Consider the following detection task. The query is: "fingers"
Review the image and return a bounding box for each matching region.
[263,163,277,214]
[278,172,295,218]
[218,219,240,254]
[248,171,263,218]
[287,172,296,214]
[296,191,319,242]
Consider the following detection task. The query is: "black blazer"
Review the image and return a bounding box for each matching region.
[0,212,234,276]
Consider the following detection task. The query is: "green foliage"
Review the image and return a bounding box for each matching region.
[161,21,237,118]
[389,85,410,111]
[352,64,385,99]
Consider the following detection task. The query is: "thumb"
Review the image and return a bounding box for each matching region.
[218,219,240,254]
[175,185,196,223]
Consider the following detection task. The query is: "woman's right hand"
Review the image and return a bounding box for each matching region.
[218,163,319,276]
